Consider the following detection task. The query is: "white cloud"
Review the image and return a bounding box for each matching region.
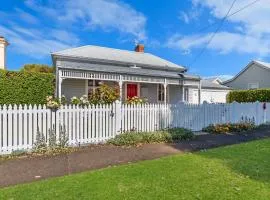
[169,0,270,56]
[178,6,201,24]
[0,25,73,58]
[204,75,234,81]
[167,32,270,56]
[14,8,40,24]
[26,0,147,41]
[50,30,80,44]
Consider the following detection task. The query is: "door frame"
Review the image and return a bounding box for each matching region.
[125,83,140,100]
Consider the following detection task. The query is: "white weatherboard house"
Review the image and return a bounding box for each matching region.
[52,44,202,104]
[223,60,270,89]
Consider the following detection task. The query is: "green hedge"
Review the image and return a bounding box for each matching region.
[0,70,55,105]
[227,89,270,103]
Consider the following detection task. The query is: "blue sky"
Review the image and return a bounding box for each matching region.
[1,0,270,79]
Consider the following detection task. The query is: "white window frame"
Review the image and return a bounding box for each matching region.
[157,84,165,102]
[248,83,259,89]
[157,84,169,103]
[88,80,102,96]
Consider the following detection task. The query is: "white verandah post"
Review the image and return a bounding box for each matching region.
[58,77,63,98]
[164,79,168,105]
[118,75,123,103]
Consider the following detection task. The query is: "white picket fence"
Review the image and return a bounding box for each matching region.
[0,101,269,154]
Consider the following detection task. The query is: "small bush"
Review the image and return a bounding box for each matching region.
[167,128,195,141]
[202,122,256,134]
[227,89,270,103]
[107,128,194,146]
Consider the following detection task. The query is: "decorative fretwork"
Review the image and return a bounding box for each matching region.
[60,69,199,86]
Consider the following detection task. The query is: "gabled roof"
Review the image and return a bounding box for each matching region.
[204,77,222,84]
[201,79,231,90]
[52,45,185,71]
[223,60,270,84]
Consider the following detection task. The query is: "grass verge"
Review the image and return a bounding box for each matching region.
[0,139,269,200]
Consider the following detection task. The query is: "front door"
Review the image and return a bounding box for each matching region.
[127,84,138,99]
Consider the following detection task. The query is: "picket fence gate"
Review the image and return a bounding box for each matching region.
[0,101,269,154]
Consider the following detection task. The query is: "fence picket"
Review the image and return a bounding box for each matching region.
[0,102,269,154]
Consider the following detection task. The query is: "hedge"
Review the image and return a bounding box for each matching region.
[0,70,55,105]
[227,89,270,103]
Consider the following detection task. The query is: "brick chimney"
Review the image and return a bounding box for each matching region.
[135,44,144,53]
[0,36,9,70]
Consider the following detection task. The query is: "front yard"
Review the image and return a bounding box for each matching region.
[0,138,269,200]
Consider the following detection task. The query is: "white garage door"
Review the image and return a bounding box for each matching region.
[201,89,229,103]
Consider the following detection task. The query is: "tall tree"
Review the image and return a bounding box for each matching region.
[21,64,55,73]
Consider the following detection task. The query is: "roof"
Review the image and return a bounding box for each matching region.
[204,77,222,83]
[52,45,185,71]
[201,79,231,90]
[223,60,270,84]
[59,60,200,79]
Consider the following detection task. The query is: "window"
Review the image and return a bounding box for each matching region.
[248,83,259,89]
[88,80,102,96]
[157,84,165,102]
[184,88,189,102]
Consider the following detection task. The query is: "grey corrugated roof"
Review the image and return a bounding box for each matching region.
[52,45,185,71]
[201,79,231,90]
[60,60,199,79]
[254,60,270,68]
[223,60,270,84]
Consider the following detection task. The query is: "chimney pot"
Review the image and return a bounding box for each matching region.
[135,44,144,53]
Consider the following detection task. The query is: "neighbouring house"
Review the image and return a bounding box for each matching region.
[200,79,231,103]
[52,44,202,104]
[223,60,270,89]
[0,36,9,70]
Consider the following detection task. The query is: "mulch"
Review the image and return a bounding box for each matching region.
[0,128,270,188]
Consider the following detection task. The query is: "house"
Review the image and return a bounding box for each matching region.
[52,44,202,104]
[200,79,231,103]
[223,60,270,89]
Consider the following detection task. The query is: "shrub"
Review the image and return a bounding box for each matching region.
[107,128,194,146]
[88,84,119,104]
[227,89,270,103]
[167,128,195,141]
[126,96,148,105]
[202,122,256,134]
[0,70,55,105]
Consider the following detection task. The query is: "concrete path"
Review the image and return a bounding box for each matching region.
[0,129,269,188]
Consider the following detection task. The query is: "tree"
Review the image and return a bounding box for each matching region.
[21,64,55,73]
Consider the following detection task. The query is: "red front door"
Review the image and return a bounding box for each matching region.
[127,84,138,98]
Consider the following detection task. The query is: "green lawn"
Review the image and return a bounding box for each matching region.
[1,139,270,200]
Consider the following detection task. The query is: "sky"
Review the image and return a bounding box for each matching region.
[1,0,270,80]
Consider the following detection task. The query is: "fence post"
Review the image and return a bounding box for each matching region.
[115,100,122,135]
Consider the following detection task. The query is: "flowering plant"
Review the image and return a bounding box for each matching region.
[126,96,147,105]
[79,95,89,106]
[46,96,60,109]
[60,95,67,105]
[71,96,80,105]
